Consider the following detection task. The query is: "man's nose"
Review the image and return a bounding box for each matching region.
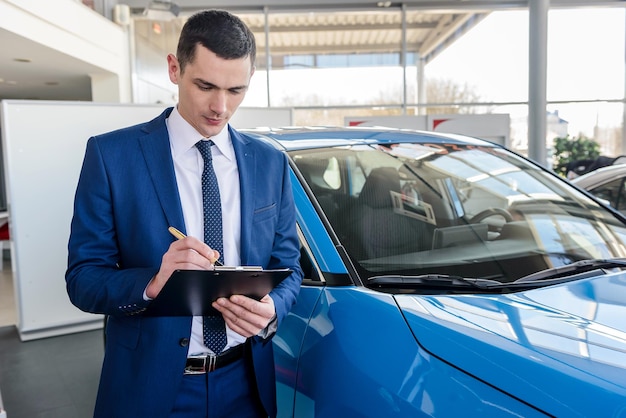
[210,91,227,116]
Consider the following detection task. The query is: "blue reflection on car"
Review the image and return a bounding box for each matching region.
[243,127,626,418]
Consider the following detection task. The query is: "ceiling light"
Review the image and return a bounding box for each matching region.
[143,0,180,20]
[13,58,31,63]
[377,1,392,7]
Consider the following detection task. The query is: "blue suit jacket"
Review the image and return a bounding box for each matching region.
[66,107,303,418]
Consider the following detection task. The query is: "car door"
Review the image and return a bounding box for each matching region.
[274,169,348,417]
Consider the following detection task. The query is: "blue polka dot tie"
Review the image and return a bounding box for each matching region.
[196,140,227,354]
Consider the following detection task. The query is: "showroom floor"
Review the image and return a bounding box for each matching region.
[0,259,101,418]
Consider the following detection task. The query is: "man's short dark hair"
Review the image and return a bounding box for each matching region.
[176,9,256,73]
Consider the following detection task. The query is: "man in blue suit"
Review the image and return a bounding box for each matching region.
[66,10,302,418]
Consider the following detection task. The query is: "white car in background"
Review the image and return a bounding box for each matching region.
[571,163,626,215]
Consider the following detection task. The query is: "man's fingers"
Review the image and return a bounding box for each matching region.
[169,237,220,266]
[216,302,257,337]
[229,294,275,319]
[213,296,272,336]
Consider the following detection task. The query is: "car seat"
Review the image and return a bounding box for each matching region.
[349,167,432,260]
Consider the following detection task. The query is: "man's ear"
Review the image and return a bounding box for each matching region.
[167,54,181,84]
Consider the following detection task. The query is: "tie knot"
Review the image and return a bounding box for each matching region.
[195,140,214,162]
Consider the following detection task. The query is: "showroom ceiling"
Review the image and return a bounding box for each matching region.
[0,0,622,101]
[133,6,486,64]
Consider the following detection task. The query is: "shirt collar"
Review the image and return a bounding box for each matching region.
[167,106,233,161]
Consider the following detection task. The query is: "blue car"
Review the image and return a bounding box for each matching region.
[243,127,626,417]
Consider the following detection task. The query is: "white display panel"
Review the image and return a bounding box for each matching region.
[345,114,511,147]
[0,101,293,340]
[0,100,293,340]
[230,107,293,129]
[0,100,294,340]
[0,101,167,340]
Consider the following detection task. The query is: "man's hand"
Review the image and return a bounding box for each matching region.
[146,235,220,299]
[212,294,276,337]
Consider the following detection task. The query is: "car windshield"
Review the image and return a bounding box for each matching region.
[290,142,626,283]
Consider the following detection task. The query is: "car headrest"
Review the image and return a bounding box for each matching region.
[358,167,401,209]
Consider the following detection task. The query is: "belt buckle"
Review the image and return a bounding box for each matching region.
[206,354,217,372]
[185,354,217,375]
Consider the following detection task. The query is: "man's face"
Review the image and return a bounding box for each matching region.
[168,45,254,138]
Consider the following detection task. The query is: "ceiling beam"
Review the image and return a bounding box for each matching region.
[263,42,423,55]
[420,12,480,57]
[125,0,626,15]
[248,21,438,33]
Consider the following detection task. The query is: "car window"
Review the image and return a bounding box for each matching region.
[589,177,626,215]
[299,240,322,282]
[290,143,626,284]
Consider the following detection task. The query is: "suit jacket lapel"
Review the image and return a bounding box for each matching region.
[139,108,186,232]
[230,126,255,264]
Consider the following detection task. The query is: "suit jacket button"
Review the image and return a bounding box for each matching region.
[179,338,189,347]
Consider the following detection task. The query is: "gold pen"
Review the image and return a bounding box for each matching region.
[168,226,223,266]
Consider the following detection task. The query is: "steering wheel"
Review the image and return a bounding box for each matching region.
[469,207,514,224]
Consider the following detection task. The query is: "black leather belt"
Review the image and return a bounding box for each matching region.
[184,344,244,375]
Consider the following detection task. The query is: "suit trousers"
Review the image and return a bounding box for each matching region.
[169,356,266,418]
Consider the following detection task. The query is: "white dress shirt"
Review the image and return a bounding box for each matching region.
[166,106,246,355]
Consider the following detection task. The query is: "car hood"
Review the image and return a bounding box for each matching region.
[395,272,626,417]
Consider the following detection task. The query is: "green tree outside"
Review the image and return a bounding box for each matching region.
[552,135,600,177]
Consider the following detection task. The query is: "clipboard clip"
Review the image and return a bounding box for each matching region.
[214,266,263,271]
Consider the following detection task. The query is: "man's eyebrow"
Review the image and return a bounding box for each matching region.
[194,78,217,88]
[194,78,248,90]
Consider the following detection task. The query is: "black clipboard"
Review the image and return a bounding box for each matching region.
[144,267,292,316]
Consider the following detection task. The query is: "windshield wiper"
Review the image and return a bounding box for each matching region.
[367,260,626,292]
[368,274,502,290]
[514,258,626,283]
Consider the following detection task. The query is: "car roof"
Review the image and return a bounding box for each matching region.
[240,126,498,151]
[571,163,626,189]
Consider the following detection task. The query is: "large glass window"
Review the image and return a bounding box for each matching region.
[130,6,625,157]
[426,8,625,156]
